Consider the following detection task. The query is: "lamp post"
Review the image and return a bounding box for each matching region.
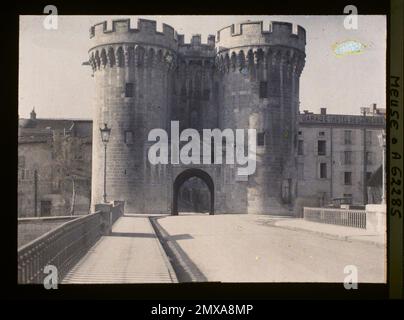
[100,123,111,203]
[378,131,386,204]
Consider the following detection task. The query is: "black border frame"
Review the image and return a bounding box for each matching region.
[4,0,402,302]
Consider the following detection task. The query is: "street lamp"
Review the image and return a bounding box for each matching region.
[100,123,111,203]
[378,131,386,204]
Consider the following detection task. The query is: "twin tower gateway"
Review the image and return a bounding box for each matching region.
[88,19,306,215]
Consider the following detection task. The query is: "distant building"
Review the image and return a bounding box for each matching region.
[295,106,385,214]
[18,109,92,217]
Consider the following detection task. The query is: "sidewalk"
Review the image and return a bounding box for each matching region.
[273,218,386,247]
[63,215,177,284]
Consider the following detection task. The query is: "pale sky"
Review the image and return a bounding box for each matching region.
[19,15,386,119]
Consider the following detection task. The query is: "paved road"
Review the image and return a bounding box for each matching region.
[63,215,177,284]
[153,214,386,283]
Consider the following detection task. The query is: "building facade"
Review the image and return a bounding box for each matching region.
[295,107,385,214]
[18,109,92,217]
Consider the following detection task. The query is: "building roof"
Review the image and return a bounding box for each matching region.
[19,117,93,143]
[71,120,93,137]
[19,118,91,130]
[298,113,385,128]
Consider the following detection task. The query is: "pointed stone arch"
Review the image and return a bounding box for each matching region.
[230,51,237,71]
[126,46,135,66]
[156,49,163,64]
[107,47,115,67]
[94,51,101,69]
[147,47,155,67]
[100,48,107,68]
[247,49,254,69]
[90,52,96,71]
[135,46,145,66]
[116,47,124,67]
[238,50,246,72]
[224,53,230,72]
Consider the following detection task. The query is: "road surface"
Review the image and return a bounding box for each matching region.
[152,213,386,283]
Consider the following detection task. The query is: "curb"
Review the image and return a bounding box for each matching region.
[149,216,208,282]
[146,217,179,283]
[273,223,386,249]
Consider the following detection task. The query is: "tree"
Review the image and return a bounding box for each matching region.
[52,129,91,215]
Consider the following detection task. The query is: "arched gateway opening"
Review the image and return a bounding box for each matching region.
[172,169,214,215]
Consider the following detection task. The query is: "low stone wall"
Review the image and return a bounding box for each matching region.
[365,204,386,234]
[94,200,125,235]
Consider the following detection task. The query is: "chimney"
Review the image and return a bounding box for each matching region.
[320,108,327,115]
[177,34,184,45]
[30,107,37,120]
[207,35,215,47]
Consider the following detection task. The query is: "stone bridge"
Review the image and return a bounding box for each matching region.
[18,201,176,284]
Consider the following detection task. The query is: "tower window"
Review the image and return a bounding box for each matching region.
[180,86,187,102]
[344,151,352,165]
[366,152,373,165]
[257,132,265,146]
[297,140,304,155]
[344,172,352,185]
[125,83,134,97]
[203,89,210,101]
[319,131,325,136]
[344,130,352,145]
[259,81,268,98]
[366,130,372,145]
[317,140,326,155]
[320,163,327,179]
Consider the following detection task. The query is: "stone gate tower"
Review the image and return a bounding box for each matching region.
[88,19,178,213]
[215,21,306,214]
[88,19,306,215]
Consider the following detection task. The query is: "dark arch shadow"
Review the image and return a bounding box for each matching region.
[172,168,214,216]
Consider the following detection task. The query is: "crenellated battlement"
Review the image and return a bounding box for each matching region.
[90,18,176,39]
[88,18,306,73]
[216,20,306,53]
[215,46,305,76]
[89,19,179,52]
[178,34,216,58]
[177,34,216,47]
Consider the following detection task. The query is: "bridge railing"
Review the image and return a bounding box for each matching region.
[18,201,124,284]
[111,200,124,225]
[303,207,366,229]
